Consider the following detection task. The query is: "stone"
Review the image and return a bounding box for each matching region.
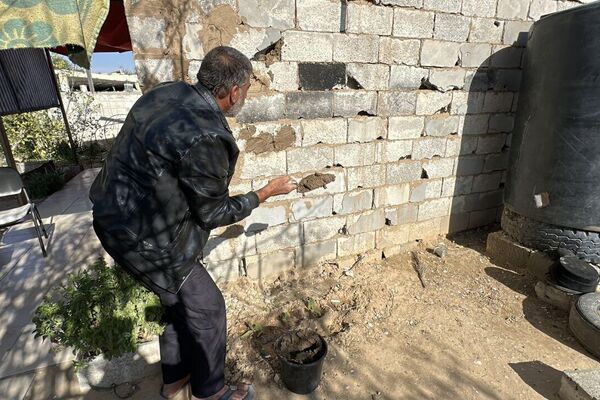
[421,40,462,67]
[469,18,504,43]
[375,183,411,207]
[461,0,497,17]
[434,13,470,42]
[483,92,514,113]
[236,93,286,123]
[348,164,386,189]
[378,91,417,116]
[376,140,413,163]
[393,9,434,39]
[240,151,287,179]
[464,69,496,92]
[388,116,425,140]
[422,158,455,178]
[245,249,295,280]
[489,114,515,133]
[398,203,419,224]
[418,198,451,220]
[287,146,334,174]
[534,280,579,312]
[347,209,386,235]
[334,189,374,215]
[297,0,341,32]
[484,152,510,172]
[230,28,282,59]
[333,91,378,117]
[379,38,421,65]
[347,3,394,35]
[334,142,377,167]
[497,0,530,19]
[472,172,503,192]
[410,180,442,202]
[426,69,466,92]
[268,62,299,91]
[460,43,492,68]
[238,0,295,29]
[495,70,522,92]
[416,90,455,114]
[296,240,338,268]
[255,223,302,253]
[244,205,287,231]
[377,225,411,249]
[451,91,485,115]
[381,0,422,6]
[385,208,399,226]
[302,118,348,146]
[291,196,334,221]
[337,232,376,256]
[334,34,380,63]
[136,59,174,86]
[281,31,333,62]
[423,0,461,12]
[412,137,447,159]
[491,45,524,68]
[460,114,490,135]
[386,161,423,184]
[389,66,429,90]
[297,168,347,198]
[286,92,333,119]
[529,0,557,20]
[558,370,600,400]
[442,176,473,197]
[128,17,166,49]
[409,218,442,241]
[503,21,533,47]
[182,22,204,60]
[347,63,390,91]
[348,117,387,142]
[303,216,346,243]
[433,243,448,258]
[445,137,461,157]
[425,114,460,137]
[299,63,346,90]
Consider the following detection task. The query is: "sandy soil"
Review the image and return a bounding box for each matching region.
[219,228,600,400]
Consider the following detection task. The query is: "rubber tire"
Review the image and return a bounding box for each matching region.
[501,208,600,264]
[569,293,600,359]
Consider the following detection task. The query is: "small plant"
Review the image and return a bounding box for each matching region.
[305,297,323,318]
[24,171,65,199]
[33,258,164,365]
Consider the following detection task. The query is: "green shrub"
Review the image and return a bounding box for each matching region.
[33,258,164,364]
[3,111,64,161]
[24,171,65,199]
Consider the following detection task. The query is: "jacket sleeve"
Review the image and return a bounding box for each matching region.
[178,134,259,231]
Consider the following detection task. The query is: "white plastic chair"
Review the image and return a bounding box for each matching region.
[0,167,48,257]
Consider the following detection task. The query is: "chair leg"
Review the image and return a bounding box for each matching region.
[31,211,47,257]
[33,206,48,238]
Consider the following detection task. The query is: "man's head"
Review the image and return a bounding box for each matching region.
[197,46,252,117]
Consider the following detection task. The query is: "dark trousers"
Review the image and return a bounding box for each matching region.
[150,263,227,398]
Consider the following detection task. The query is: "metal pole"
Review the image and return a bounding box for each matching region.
[86,69,95,94]
[0,116,16,168]
[45,49,79,166]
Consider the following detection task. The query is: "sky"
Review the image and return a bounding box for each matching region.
[90,52,136,73]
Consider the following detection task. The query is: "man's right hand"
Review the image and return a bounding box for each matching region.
[256,176,297,203]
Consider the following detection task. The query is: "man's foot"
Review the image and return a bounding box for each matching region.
[192,383,255,400]
[161,375,190,399]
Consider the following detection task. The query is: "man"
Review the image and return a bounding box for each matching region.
[90,46,295,400]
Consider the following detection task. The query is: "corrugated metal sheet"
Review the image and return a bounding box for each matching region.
[0,48,60,116]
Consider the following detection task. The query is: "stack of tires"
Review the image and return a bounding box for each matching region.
[502,3,600,358]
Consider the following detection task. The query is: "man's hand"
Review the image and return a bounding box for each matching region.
[256,176,297,203]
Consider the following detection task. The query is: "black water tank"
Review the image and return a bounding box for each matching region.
[502,3,600,262]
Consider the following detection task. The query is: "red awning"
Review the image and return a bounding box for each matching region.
[53,0,132,55]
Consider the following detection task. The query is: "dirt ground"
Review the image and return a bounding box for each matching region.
[219,228,600,400]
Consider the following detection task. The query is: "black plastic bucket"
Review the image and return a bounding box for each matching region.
[275,331,328,395]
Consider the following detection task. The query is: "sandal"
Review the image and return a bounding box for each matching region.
[218,384,256,400]
[160,376,190,399]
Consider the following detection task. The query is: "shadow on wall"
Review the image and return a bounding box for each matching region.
[448,42,526,236]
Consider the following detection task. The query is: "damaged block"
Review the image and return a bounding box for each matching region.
[347,2,394,36]
[376,140,413,163]
[286,91,333,119]
[334,142,377,167]
[287,146,334,174]
[230,28,282,59]
[412,137,447,159]
[425,69,466,92]
[238,0,295,29]
[425,114,460,137]
[333,91,378,117]
[303,216,346,244]
[299,63,346,91]
[422,158,455,179]
[469,18,504,44]
[377,91,417,117]
[416,91,452,116]
[235,93,285,123]
[348,116,387,143]
[386,161,423,184]
[421,40,461,67]
[347,63,390,91]
[389,65,429,90]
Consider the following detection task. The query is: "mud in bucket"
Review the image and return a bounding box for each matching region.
[275,329,328,395]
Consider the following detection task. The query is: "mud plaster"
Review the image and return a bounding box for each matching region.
[297,173,336,194]
[244,125,296,154]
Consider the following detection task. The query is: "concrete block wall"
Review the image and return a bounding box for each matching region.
[122,0,589,281]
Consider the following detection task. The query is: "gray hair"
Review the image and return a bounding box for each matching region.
[197,46,253,99]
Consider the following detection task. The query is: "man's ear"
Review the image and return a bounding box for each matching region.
[230,85,240,104]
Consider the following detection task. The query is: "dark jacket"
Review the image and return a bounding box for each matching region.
[90,82,259,293]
